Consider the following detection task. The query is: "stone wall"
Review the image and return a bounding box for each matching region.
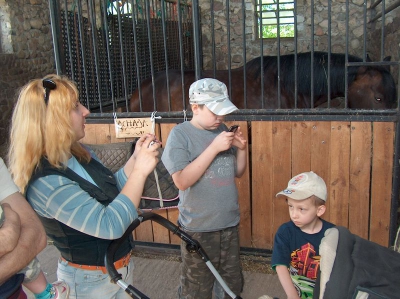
[199,0,400,70]
[0,0,55,157]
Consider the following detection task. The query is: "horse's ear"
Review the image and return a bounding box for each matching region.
[382,56,392,72]
[366,54,372,62]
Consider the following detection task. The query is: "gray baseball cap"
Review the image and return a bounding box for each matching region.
[189,78,238,116]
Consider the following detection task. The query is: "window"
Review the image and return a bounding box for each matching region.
[255,0,295,39]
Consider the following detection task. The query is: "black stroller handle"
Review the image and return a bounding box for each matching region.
[105,212,242,299]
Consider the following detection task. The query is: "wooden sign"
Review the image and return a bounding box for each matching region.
[114,118,153,138]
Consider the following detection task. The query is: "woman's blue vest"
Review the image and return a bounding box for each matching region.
[30,157,134,266]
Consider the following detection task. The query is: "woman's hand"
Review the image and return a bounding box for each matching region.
[132,134,159,159]
[132,134,161,177]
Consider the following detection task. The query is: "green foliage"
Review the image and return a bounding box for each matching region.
[260,24,295,38]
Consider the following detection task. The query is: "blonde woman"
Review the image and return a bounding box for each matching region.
[8,74,160,299]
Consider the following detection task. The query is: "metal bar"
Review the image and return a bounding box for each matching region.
[145,1,157,110]
[63,0,75,80]
[380,0,386,60]
[86,112,398,124]
[369,0,400,22]
[242,0,247,109]
[101,0,116,112]
[88,0,103,112]
[345,0,349,109]
[226,0,232,98]
[129,0,142,112]
[327,0,331,108]
[211,0,216,78]
[115,0,129,110]
[390,120,400,245]
[192,0,201,80]
[370,0,383,9]
[259,1,264,109]
[310,0,315,108]
[277,0,281,108]
[160,0,171,111]
[76,0,90,109]
[177,0,186,110]
[48,0,62,74]
[293,1,298,108]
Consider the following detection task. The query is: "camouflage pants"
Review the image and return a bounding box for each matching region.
[178,225,243,299]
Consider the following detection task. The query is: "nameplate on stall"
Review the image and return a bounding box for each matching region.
[114,118,152,138]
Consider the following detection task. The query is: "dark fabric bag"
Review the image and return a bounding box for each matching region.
[85,142,179,210]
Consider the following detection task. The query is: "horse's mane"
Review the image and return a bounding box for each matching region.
[245,52,363,97]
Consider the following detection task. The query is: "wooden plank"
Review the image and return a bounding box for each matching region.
[160,123,180,244]
[329,121,350,227]
[310,122,331,222]
[349,122,371,239]
[224,121,252,247]
[271,122,292,244]
[167,208,180,245]
[134,219,154,242]
[370,122,395,246]
[94,123,112,144]
[292,122,312,175]
[152,209,171,243]
[251,121,274,249]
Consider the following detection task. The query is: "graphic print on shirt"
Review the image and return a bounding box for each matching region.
[203,153,235,187]
[289,242,320,299]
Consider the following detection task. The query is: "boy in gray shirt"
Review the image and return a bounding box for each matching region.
[162,78,247,299]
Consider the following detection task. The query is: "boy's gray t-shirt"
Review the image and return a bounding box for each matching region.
[161,121,240,232]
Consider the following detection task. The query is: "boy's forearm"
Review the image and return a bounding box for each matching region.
[275,265,301,299]
[172,145,219,190]
[235,148,247,177]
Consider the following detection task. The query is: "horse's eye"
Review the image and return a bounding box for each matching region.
[376,98,382,102]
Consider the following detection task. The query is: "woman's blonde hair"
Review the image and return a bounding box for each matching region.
[8,74,90,193]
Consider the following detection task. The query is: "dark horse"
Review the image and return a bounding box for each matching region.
[130,51,397,111]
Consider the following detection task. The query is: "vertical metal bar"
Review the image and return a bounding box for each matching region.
[76,0,90,109]
[226,0,232,98]
[310,0,314,106]
[363,0,367,59]
[211,0,216,77]
[129,0,142,112]
[63,0,75,81]
[327,0,331,108]
[88,0,102,112]
[101,0,116,113]
[294,1,298,108]
[242,0,247,109]
[344,0,349,108]
[145,0,157,110]
[192,0,201,80]
[390,121,400,245]
[259,1,264,109]
[177,0,186,109]
[48,0,62,75]
[160,0,171,110]
[115,0,129,110]
[277,0,281,108]
[380,0,386,59]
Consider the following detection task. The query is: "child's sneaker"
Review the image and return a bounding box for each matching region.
[50,281,70,299]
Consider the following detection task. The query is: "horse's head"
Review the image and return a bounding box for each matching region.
[348,56,397,109]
